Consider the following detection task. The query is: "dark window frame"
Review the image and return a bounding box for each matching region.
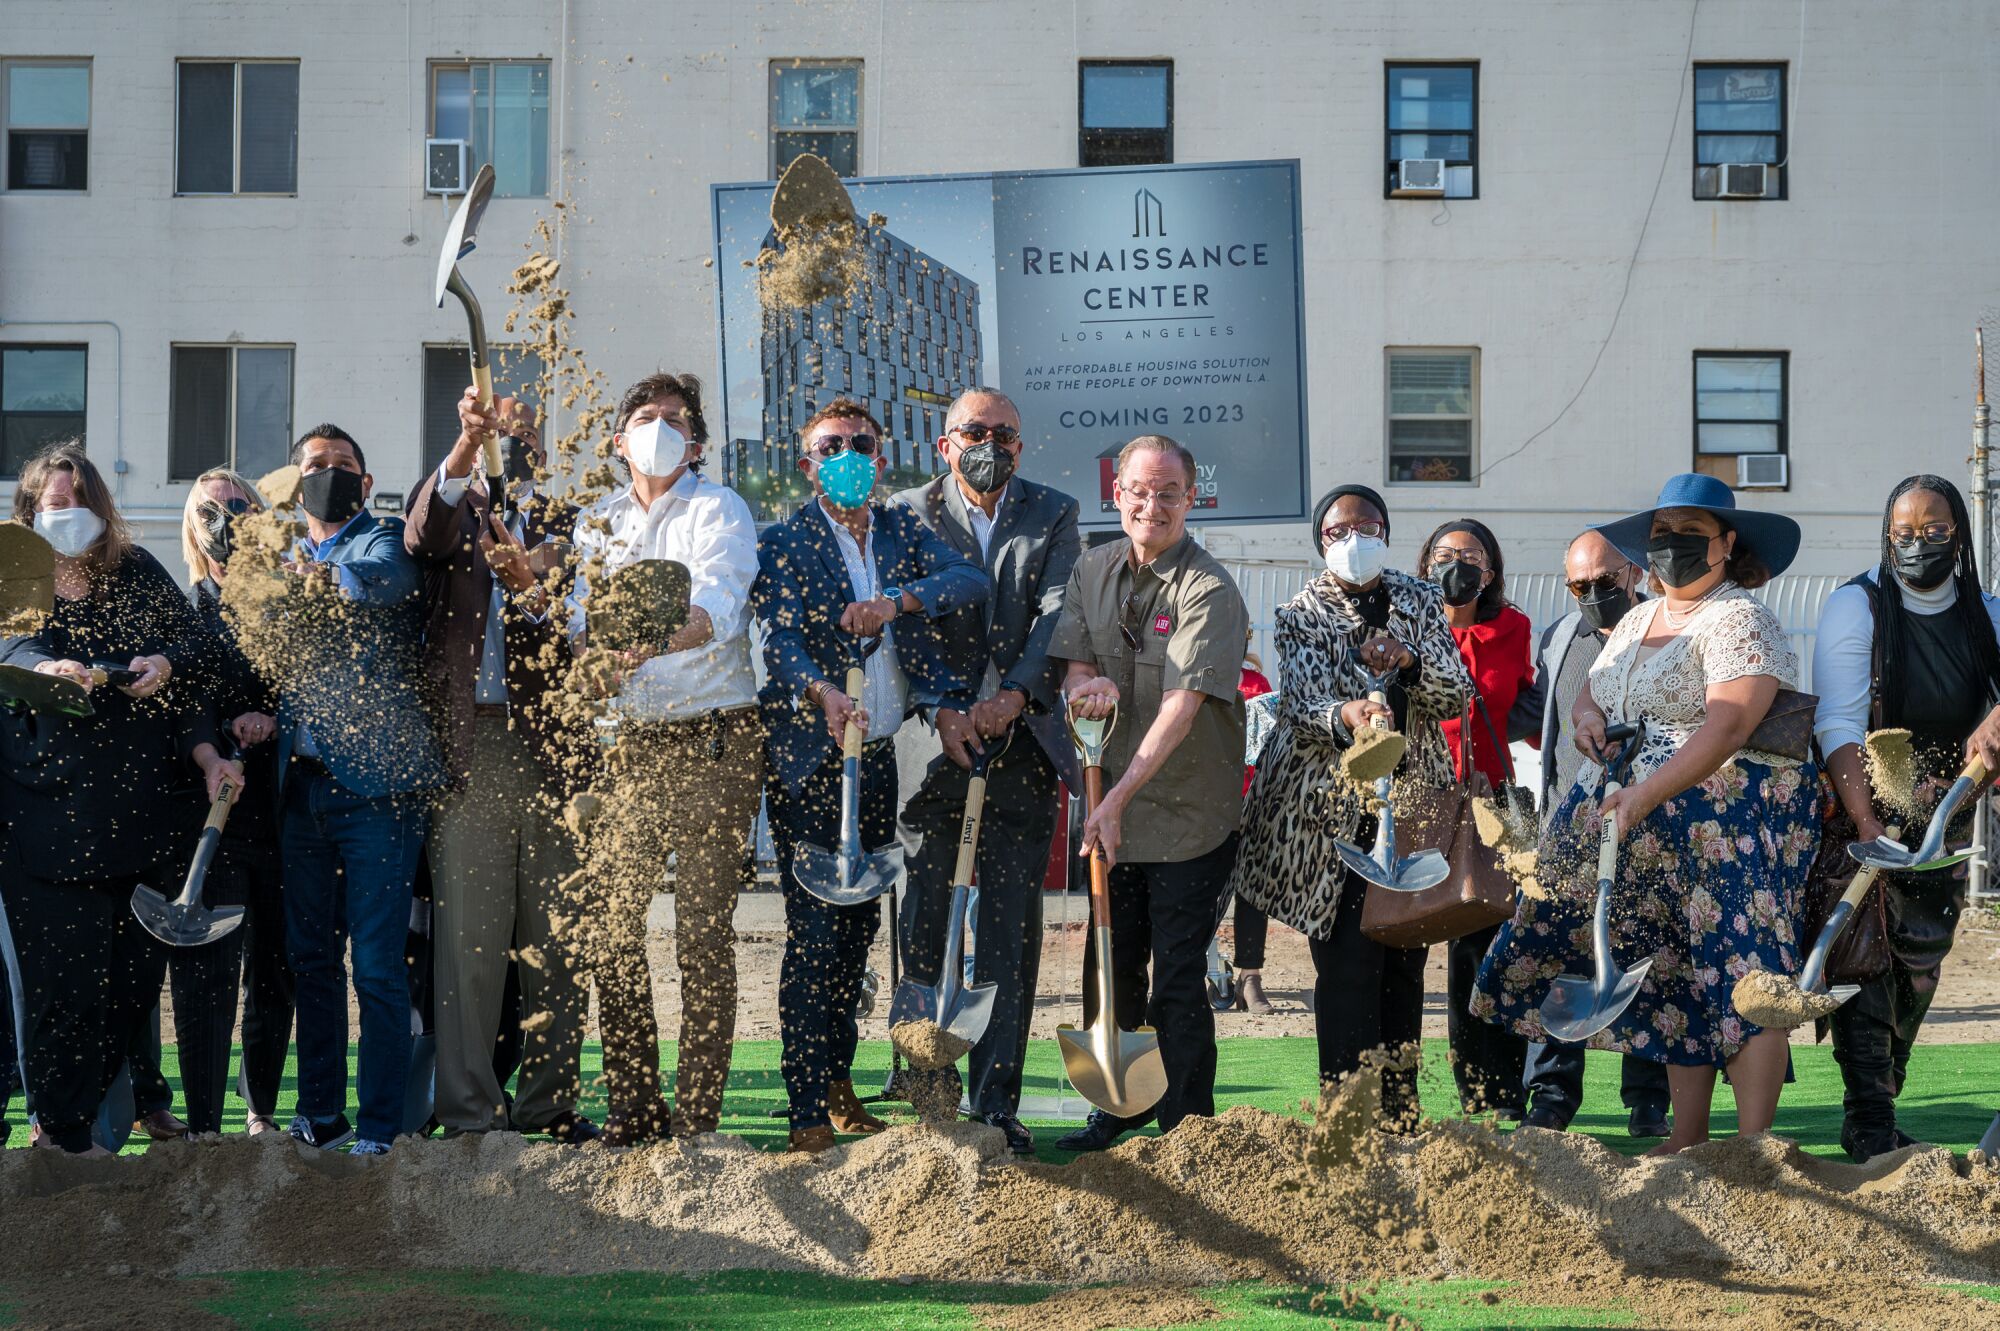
[0,342,88,479]
[427,58,554,200]
[1691,349,1789,475]
[1692,62,1787,201]
[174,58,301,197]
[768,57,862,180]
[3,58,91,193]
[1383,61,1478,200]
[1077,59,1173,168]
[421,342,543,474]
[1384,346,1480,487]
[168,342,296,481]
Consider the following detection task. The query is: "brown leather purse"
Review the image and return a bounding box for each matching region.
[1747,688,1819,762]
[1359,693,1519,950]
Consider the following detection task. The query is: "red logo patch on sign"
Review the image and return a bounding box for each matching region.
[1153,613,1172,635]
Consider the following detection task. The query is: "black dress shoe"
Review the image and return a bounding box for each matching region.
[1627,1105,1672,1140]
[1055,1109,1141,1153]
[975,1111,1035,1156]
[1521,1102,1573,1132]
[542,1110,601,1145]
[1840,1121,1914,1164]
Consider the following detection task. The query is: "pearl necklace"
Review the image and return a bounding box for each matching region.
[1661,579,1734,630]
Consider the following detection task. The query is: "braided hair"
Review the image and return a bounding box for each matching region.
[1875,474,2000,724]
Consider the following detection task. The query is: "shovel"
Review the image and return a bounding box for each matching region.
[1056,699,1168,1119]
[432,162,512,518]
[1540,720,1653,1043]
[1848,756,1986,873]
[793,636,903,906]
[887,729,1010,1044]
[1797,824,1904,1007]
[1334,774,1449,893]
[0,663,93,717]
[131,755,246,948]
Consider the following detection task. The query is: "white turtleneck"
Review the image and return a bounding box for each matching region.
[1811,566,2000,756]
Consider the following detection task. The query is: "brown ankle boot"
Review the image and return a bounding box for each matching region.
[788,1126,837,1154]
[1237,969,1275,1015]
[827,1079,887,1134]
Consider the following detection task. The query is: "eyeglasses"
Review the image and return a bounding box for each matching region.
[1566,573,1624,599]
[1889,523,1957,549]
[1119,592,1143,649]
[1320,520,1385,542]
[807,433,880,460]
[1428,549,1488,570]
[949,422,1020,446]
[1118,483,1188,511]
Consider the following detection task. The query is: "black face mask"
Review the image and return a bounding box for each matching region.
[956,440,1017,495]
[499,435,538,485]
[1437,560,1484,607]
[196,498,248,565]
[299,467,366,524]
[1893,544,1957,592]
[1647,531,1716,589]
[1577,584,1632,633]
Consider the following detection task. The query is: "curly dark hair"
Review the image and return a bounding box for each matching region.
[617,372,709,472]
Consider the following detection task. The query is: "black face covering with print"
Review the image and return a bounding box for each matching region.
[1646,531,1714,589]
[1437,560,1483,607]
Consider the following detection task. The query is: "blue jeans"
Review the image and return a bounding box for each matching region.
[282,768,430,1144]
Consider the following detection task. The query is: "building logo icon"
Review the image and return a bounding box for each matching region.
[1132,188,1164,238]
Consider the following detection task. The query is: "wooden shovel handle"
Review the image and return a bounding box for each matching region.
[841,665,866,760]
[951,775,987,888]
[1366,688,1393,732]
[472,362,504,480]
[1965,755,1989,787]
[204,781,237,833]
[1081,764,1111,928]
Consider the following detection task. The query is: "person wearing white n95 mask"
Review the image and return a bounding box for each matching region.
[621,418,688,479]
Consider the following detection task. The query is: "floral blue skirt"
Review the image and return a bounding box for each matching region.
[1471,756,1822,1067]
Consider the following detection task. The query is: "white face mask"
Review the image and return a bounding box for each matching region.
[34,506,105,559]
[1324,533,1390,585]
[622,419,688,479]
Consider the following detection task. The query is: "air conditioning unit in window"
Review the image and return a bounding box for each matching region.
[1737,454,1788,489]
[426,139,469,195]
[1392,159,1446,197]
[1718,162,1771,199]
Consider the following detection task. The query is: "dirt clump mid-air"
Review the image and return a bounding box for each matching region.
[890,1018,971,1071]
[1864,727,1921,815]
[1731,967,1845,1029]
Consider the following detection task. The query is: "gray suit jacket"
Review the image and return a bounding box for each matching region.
[891,474,1083,789]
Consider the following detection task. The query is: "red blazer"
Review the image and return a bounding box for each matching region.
[1439,605,1533,788]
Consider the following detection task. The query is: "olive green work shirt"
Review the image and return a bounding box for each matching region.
[1048,533,1249,862]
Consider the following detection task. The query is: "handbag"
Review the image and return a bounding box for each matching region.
[1359,686,1520,950]
[1746,688,1820,763]
[1800,803,1892,987]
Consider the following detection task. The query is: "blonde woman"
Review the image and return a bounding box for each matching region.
[178,467,294,1135]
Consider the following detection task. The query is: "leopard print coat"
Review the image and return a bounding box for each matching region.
[1227,568,1472,940]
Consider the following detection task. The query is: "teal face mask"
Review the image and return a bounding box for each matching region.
[816,449,878,509]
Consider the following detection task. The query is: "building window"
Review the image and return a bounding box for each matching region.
[770,59,860,178]
[176,61,299,196]
[900,332,911,369]
[3,60,89,191]
[169,345,294,481]
[1385,63,1475,199]
[1694,64,1785,200]
[431,61,551,198]
[421,345,544,473]
[1,345,87,477]
[1385,349,1477,484]
[1693,352,1787,484]
[903,403,914,447]
[1079,60,1171,167]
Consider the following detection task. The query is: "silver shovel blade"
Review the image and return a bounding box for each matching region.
[887,979,938,1029]
[1848,836,1979,873]
[1335,840,1449,893]
[793,841,902,906]
[1541,957,1653,1044]
[1819,983,1862,1008]
[131,885,246,948]
[432,163,497,306]
[942,981,997,1045]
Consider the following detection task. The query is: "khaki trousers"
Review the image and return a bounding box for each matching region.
[431,714,586,1133]
[581,707,764,1135]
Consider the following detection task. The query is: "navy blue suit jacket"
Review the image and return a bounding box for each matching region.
[753,499,989,787]
[275,510,449,800]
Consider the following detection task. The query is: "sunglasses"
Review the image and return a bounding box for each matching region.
[807,433,880,460]
[1567,573,1623,599]
[950,423,1020,446]
[1119,592,1143,650]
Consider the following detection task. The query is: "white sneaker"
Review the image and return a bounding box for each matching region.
[349,1138,392,1157]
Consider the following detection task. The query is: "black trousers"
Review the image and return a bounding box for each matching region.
[1446,923,1527,1115]
[1080,833,1239,1133]
[1831,865,1965,1140]
[230,843,295,1118]
[1522,1041,1670,1122]
[1309,874,1426,1128]
[0,872,168,1152]
[897,739,1059,1117]
[1,944,18,1137]
[1231,896,1269,970]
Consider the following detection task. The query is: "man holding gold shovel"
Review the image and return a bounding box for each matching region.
[1048,434,1250,1152]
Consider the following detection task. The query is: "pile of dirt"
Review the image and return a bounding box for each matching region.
[971,1284,1219,1331]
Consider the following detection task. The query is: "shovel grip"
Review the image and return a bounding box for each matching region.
[1966,755,1989,788]
[1596,779,1623,882]
[841,666,866,760]
[205,781,237,833]
[952,775,986,888]
[1366,688,1393,731]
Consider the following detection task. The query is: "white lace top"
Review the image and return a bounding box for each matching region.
[1583,583,1800,784]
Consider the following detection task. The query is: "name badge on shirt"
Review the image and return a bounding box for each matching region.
[1153,613,1172,635]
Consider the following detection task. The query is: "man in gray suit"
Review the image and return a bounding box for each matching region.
[891,387,1081,1155]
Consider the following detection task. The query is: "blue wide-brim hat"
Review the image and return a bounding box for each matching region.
[1592,472,1801,578]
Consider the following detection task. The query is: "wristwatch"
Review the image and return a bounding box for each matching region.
[881,585,904,617]
[999,679,1031,707]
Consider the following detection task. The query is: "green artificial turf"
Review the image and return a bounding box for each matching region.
[11,1035,1991,1163]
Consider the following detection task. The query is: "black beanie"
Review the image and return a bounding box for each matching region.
[1311,484,1390,553]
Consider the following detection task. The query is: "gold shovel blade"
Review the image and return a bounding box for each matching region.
[1056,1022,1168,1119]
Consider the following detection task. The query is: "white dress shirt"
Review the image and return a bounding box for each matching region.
[818,501,910,741]
[963,480,1010,560]
[567,469,760,723]
[1812,567,2000,757]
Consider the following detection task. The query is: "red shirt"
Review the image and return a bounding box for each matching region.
[1438,606,1533,788]
[1240,667,1272,795]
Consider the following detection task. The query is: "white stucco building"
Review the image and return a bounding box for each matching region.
[3,0,1997,591]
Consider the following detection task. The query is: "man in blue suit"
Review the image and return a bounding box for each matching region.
[275,424,448,1154]
[753,398,989,1153]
